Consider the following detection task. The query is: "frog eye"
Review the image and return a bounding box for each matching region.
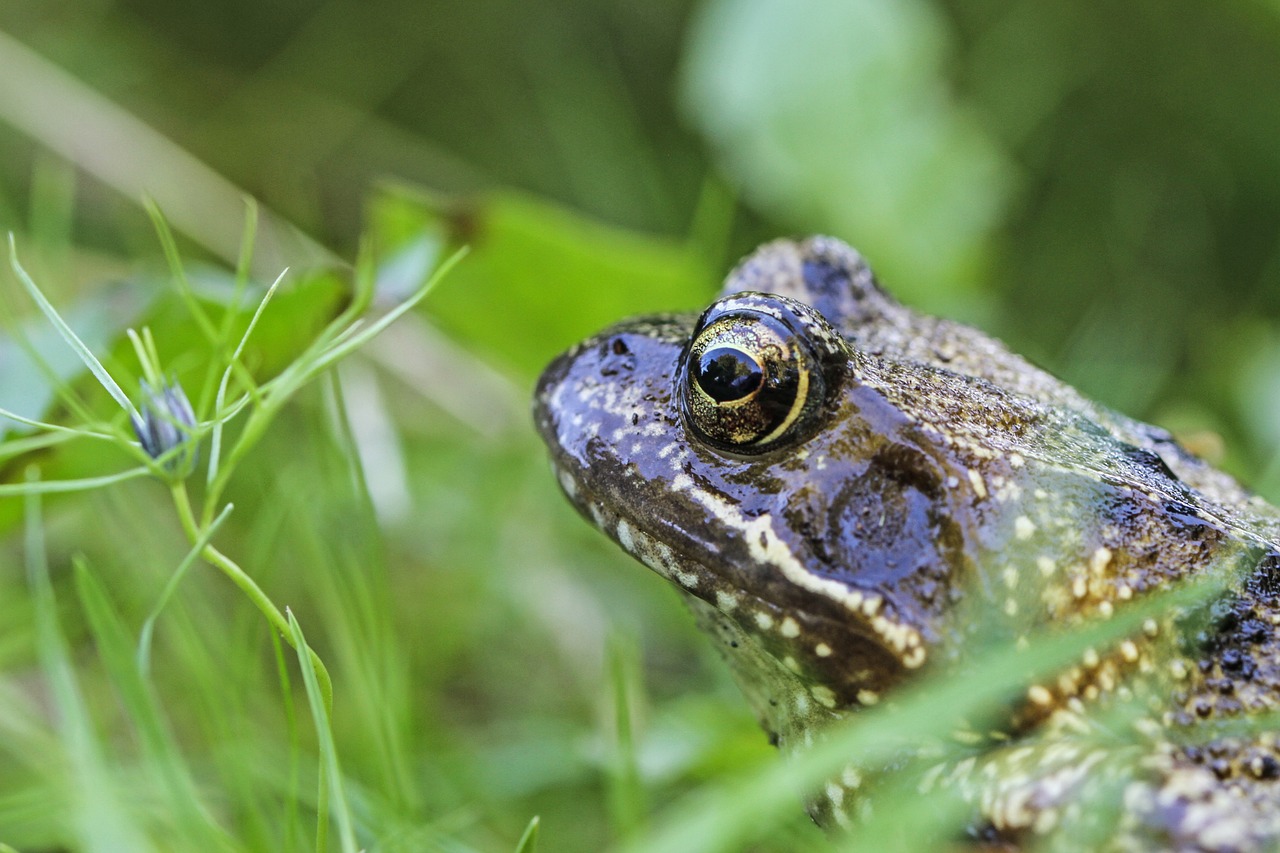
[694,345,765,403]
[681,294,845,453]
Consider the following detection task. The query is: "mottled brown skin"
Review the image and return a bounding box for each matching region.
[533,236,1280,850]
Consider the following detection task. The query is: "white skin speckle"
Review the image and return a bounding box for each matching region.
[967,468,988,498]
[919,763,946,793]
[715,590,739,611]
[557,468,577,499]
[825,781,845,809]
[673,569,699,589]
[616,520,635,553]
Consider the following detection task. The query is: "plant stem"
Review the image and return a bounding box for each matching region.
[169,483,334,851]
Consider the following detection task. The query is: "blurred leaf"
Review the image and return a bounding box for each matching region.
[369,188,714,379]
[0,28,335,274]
[73,558,234,850]
[681,0,1013,304]
[24,482,154,852]
[374,230,444,305]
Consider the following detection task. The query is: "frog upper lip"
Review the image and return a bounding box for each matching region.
[543,442,923,692]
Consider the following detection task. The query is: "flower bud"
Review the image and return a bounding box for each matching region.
[131,378,198,474]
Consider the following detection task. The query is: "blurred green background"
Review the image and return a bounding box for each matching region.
[2,1,1280,851]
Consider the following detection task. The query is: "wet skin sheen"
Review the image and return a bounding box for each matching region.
[533,237,1280,850]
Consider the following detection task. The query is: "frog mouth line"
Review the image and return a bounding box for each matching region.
[548,458,928,675]
[656,464,929,671]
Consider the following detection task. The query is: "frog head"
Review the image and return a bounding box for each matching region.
[534,238,987,744]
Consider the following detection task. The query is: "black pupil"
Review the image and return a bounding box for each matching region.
[696,346,763,402]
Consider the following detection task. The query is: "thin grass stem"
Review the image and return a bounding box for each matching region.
[0,466,151,495]
[8,234,139,420]
[137,501,236,675]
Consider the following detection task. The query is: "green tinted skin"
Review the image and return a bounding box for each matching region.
[534,237,1280,849]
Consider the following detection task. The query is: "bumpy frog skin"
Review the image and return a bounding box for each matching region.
[533,236,1280,850]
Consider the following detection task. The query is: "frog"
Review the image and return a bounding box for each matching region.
[532,235,1280,850]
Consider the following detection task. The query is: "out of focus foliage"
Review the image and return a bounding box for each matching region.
[1,1,1280,851]
[1,0,1277,463]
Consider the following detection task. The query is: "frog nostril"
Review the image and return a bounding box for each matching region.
[600,336,636,376]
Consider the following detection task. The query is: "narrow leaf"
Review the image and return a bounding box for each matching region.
[514,816,540,853]
[8,234,139,420]
[288,610,358,853]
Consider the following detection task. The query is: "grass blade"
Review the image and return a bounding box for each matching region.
[24,470,153,852]
[8,235,139,420]
[144,199,220,345]
[0,466,151,496]
[206,270,284,489]
[606,637,645,840]
[613,556,1242,853]
[0,405,116,439]
[514,816,540,853]
[137,502,236,674]
[288,609,358,853]
[305,245,467,378]
[73,557,235,851]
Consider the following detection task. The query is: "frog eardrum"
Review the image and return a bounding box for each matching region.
[679,292,848,453]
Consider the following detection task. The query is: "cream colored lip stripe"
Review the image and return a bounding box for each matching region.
[665,464,928,668]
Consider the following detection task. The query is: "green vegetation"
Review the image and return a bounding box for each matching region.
[2,1,1280,851]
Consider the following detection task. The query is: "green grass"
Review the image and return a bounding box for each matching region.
[0,196,808,851]
[3,4,1280,848]
[0,189,1268,853]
